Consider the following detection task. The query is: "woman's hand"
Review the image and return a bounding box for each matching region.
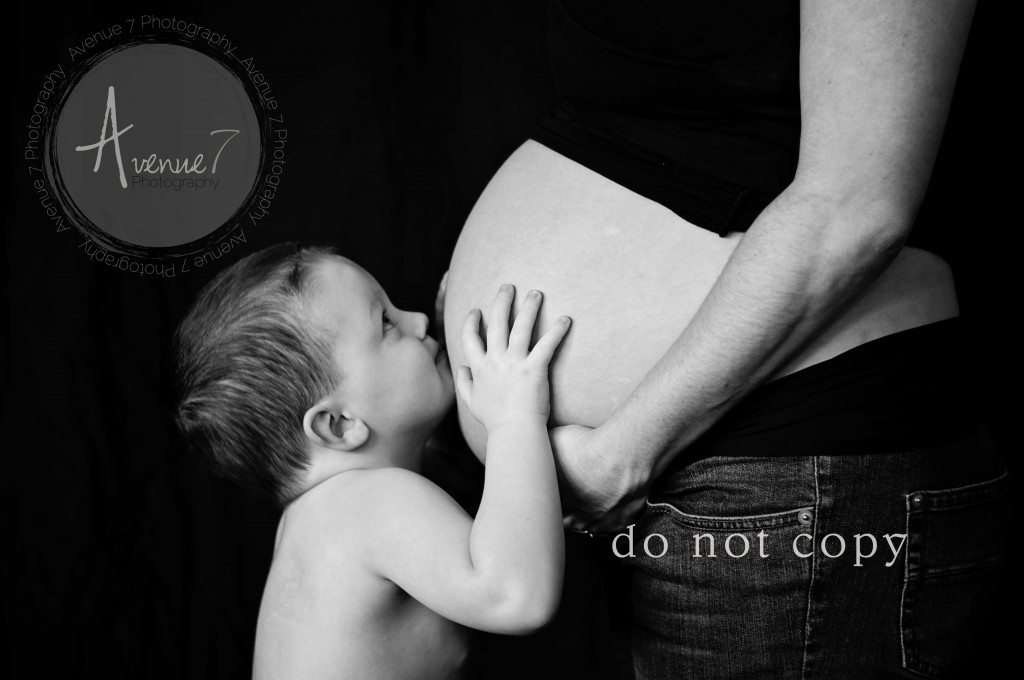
[553,0,978,517]
[551,423,651,535]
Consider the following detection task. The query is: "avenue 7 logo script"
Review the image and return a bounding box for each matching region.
[24,16,288,276]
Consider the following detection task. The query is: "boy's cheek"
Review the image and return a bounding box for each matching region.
[440,364,456,401]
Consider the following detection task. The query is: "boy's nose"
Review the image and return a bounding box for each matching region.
[406,311,429,340]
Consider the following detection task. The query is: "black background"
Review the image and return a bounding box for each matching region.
[6,1,1013,678]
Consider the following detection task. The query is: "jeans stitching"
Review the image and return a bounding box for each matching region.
[800,455,820,680]
[644,500,810,527]
[900,505,941,679]
[908,470,1009,512]
[913,556,1002,579]
[900,491,912,671]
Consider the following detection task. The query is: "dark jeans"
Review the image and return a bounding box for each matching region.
[629,428,1006,679]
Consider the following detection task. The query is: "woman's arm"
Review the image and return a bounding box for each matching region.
[557,0,977,532]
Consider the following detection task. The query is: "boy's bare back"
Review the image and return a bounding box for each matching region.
[254,468,473,680]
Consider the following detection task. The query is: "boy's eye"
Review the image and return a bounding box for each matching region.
[382,309,397,334]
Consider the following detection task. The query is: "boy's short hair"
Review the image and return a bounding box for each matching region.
[172,243,340,505]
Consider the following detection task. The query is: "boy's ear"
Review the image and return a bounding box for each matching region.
[303,400,369,451]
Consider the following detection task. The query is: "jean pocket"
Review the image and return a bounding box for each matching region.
[634,501,815,676]
[645,499,813,533]
[641,500,815,576]
[900,471,1008,678]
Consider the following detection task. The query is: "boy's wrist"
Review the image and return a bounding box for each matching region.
[484,414,550,439]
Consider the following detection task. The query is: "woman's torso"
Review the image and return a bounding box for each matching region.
[443,1,960,460]
[444,142,958,460]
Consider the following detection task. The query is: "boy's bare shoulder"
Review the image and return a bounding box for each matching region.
[286,466,471,569]
[276,468,434,571]
[287,467,455,540]
[314,466,442,505]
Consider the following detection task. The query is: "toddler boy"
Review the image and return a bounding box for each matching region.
[172,243,570,679]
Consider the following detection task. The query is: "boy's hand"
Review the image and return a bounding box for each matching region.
[456,284,570,433]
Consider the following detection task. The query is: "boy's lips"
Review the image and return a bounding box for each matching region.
[428,337,446,364]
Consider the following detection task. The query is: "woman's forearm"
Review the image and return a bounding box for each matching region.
[603,0,976,491]
[607,185,909,486]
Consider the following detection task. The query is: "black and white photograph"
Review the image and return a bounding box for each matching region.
[8,1,1012,678]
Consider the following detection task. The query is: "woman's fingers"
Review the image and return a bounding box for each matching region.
[508,289,541,355]
[563,508,641,537]
[486,284,514,351]
[529,315,571,365]
[461,309,485,365]
[563,517,593,538]
[563,513,588,531]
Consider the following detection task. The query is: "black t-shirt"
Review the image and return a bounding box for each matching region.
[532,0,951,257]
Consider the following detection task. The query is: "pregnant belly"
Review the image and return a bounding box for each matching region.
[444,141,958,460]
[444,141,741,458]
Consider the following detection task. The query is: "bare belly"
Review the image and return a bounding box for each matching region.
[444,141,959,460]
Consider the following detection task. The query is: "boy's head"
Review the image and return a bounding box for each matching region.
[173,243,454,506]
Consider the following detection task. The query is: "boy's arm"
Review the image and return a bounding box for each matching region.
[363,286,569,635]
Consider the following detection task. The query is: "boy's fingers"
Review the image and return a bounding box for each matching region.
[486,284,514,352]
[529,315,571,365]
[455,365,473,405]
[508,290,541,355]
[461,309,485,365]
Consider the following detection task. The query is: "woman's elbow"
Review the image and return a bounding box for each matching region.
[811,199,915,279]
[785,181,916,266]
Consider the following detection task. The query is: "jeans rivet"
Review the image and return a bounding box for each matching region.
[798,510,813,525]
[911,493,925,507]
